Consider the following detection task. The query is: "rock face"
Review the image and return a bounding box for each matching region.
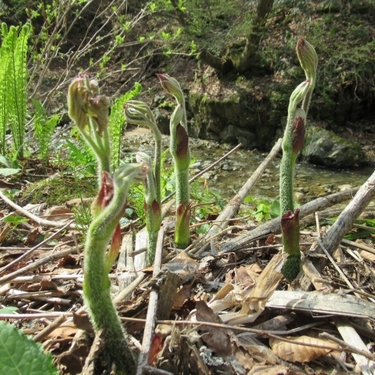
[301,126,367,168]
[154,78,368,169]
[188,78,287,150]
[187,89,367,168]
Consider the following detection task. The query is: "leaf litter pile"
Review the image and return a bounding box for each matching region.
[1,142,375,375]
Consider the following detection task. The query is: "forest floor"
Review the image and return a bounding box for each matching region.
[0,125,375,375]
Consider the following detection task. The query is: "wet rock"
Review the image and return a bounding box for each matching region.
[188,84,283,150]
[301,126,367,168]
[338,184,352,191]
[221,162,233,171]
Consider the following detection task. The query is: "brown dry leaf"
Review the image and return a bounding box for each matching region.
[239,336,279,365]
[196,300,231,357]
[24,227,41,246]
[360,249,375,262]
[43,205,73,221]
[73,311,93,332]
[66,197,93,208]
[265,234,277,245]
[248,262,263,274]
[0,223,12,244]
[173,283,193,309]
[229,334,254,370]
[210,283,233,302]
[243,253,283,313]
[46,322,78,340]
[220,253,283,325]
[44,322,79,351]
[249,365,303,375]
[269,335,341,363]
[163,252,199,278]
[21,277,59,292]
[233,347,254,371]
[40,276,59,290]
[225,265,258,289]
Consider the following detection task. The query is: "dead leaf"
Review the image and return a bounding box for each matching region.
[0,223,12,244]
[163,252,199,279]
[58,254,78,267]
[196,300,231,357]
[44,322,79,352]
[73,311,93,332]
[173,284,193,310]
[43,205,73,221]
[24,227,41,246]
[242,253,283,314]
[210,283,234,302]
[157,270,180,320]
[66,197,93,208]
[225,265,257,289]
[265,234,276,245]
[359,249,375,262]
[269,335,341,363]
[232,348,254,371]
[248,365,300,375]
[220,253,283,325]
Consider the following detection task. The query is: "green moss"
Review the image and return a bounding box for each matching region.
[21,176,97,206]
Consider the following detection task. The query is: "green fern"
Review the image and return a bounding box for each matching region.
[0,22,30,158]
[109,82,142,168]
[32,99,60,162]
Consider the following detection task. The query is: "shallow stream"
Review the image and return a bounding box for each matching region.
[124,128,374,205]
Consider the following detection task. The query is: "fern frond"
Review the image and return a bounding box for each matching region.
[109,82,142,168]
[0,23,13,155]
[11,24,30,158]
[32,99,59,162]
[5,24,30,158]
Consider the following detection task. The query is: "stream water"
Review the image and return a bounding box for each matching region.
[124,128,374,205]
[191,141,373,203]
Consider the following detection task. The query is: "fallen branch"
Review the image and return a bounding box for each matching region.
[300,171,375,290]
[136,227,165,375]
[314,170,375,255]
[219,187,359,253]
[0,246,80,285]
[0,190,74,228]
[0,220,73,275]
[195,138,282,255]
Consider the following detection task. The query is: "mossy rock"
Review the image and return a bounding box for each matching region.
[188,78,287,149]
[301,126,367,168]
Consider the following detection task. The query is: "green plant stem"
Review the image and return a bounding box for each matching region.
[170,118,191,248]
[281,209,301,281]
[279,69,312,282]
[154,134,162,204]
[83,165,145,374]
[85,117,111,183]
[279,148,295,214]
[145,201,161,265]
[301,80,315,120]
[96,127,111,174]
[137,152,161,265]
[175,167,189,206]
[174,167,190,248]
[280,82,309,214]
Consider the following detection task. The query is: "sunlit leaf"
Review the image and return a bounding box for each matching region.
[0,321,58,375]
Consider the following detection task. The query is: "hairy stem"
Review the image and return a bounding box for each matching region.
[83,164,146,374]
